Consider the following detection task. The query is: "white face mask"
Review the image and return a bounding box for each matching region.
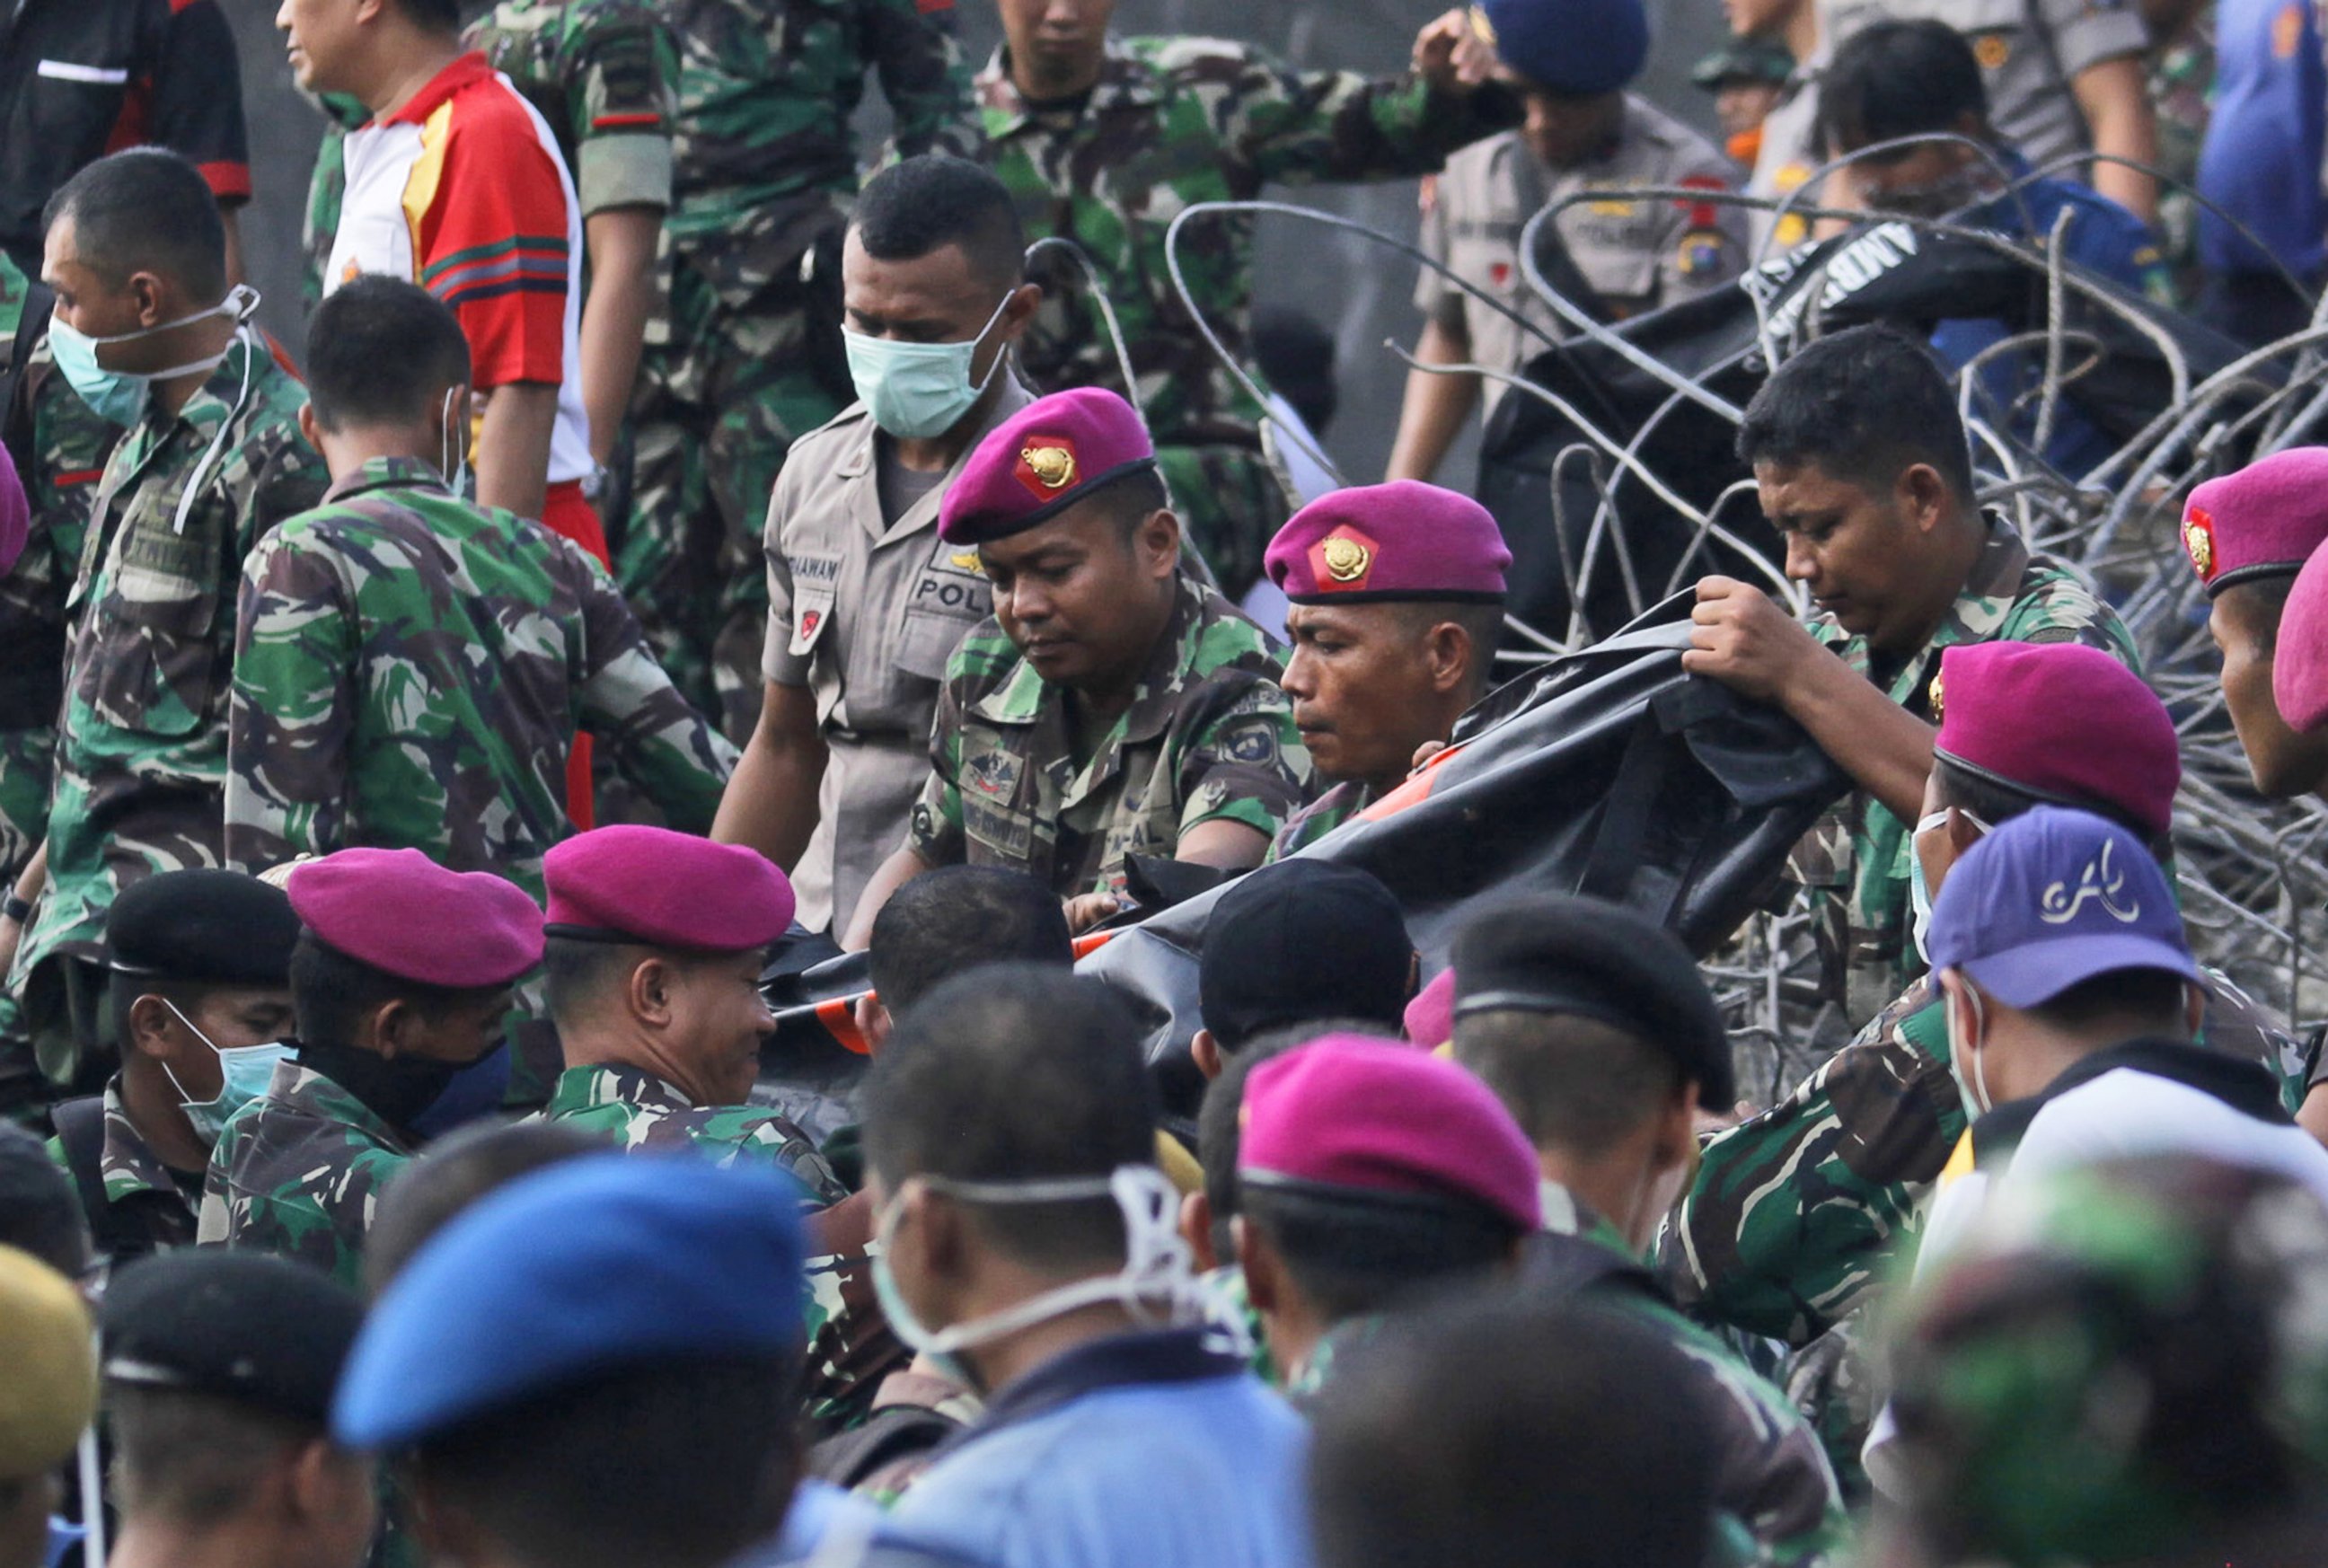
[1909,806,1990,964]
[869,1166,1202,1389]
[1945,982,1996,1122]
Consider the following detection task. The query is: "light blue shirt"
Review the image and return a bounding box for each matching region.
[891,1328,1313,1568]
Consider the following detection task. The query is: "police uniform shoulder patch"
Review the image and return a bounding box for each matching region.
[1222,719,1282,766]
[1677,228,1731,281]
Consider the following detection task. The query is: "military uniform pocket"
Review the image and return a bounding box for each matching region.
[79,521,222,739]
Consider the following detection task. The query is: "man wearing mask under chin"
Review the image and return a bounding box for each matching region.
[46,870,299,1264]
[1815,21,2166,480]
[1861,805,2328,1498]
[4,149,328,1106]
[715,155,1041,938]
[199,848,543,1288]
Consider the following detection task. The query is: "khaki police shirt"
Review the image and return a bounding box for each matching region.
[1821,0,2148,178]
[762,376,1036,935]
[1747,65,1825,255]
[1417,97,1748,415]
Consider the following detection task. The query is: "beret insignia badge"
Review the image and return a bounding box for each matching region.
[1323,536,1371,582]
[1023,445,1076,489]
[2183,506,2217,581]
[1927,666,1944,722]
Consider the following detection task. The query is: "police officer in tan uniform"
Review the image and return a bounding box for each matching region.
[1387,0,1747,484]
[713,156,1040,937]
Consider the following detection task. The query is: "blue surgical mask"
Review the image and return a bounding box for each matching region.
[844,293,1013,440]
[48,286,256,428]
[157,999,290,1144]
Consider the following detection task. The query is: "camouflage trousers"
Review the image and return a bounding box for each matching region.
[0,727,54,889]
[1155,440,1294,603]
[617,265,846,744]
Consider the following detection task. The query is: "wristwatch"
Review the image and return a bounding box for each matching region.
[3,894,31,924]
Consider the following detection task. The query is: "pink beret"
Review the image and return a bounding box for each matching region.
[287,848,543,989]
[1264,482,1511,604]
[937,388,1157,546]
[2181,448,2328,596]
[1931,642,2178,837]
[1402,968,1458,1049]
[2274,538,2328,730]
[544,826,795,951]
[1240,1033,1540,1232]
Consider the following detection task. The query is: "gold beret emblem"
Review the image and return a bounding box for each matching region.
[1927,667,1944,722]
[1022,445,1077,490]
[2183,514,2216,579]
[1322,535,1372,583]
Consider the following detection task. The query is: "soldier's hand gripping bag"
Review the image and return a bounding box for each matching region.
[1081,593,1850,1123]
[1479,218,2267,645]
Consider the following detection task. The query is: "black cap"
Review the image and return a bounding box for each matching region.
[101,1251,363,1423]
[1451,894,1733,1106]
[105,869,300,985]
[1198,860,1414,1050]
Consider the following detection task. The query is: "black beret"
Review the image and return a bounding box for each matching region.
[101,1251,362,1423]
[105,869,300,986]
[1451,894,1733,1107]
[1199,860,1414,1050]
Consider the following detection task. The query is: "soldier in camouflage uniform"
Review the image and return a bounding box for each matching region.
[1442,902,1851,1568]
[974,3,1521,595]
[7,153,331,1097]
[45,869,298,1264]
[1668,640,2302,1496]
[1682,327,2133,1032]
[850,390,1310,943]
[1256,482,1509,861]
[621,0,983,742]
[200,848,544,1288]
[224,279,734,903]
[533,824,842,1194]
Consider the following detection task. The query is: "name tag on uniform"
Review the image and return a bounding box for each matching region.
[37,60,130,83]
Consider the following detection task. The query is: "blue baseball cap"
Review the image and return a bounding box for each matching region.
[1926,806,2200,1009]
[332,1154,808,1449]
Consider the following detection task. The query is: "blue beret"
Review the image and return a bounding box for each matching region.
[1479,0,1649,94]
[332,1155,808,1449]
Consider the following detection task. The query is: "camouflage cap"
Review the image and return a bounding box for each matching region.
[1887,1155,2328,1566]
[0,1245,94,1481]
[938,388,1157,546]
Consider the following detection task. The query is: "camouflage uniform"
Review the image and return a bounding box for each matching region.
[2148,14,2213,307]
[904,572,1311,899]
[1789,520,2136,1026]
[301,0,680,310]
[537,1061,844,1197]
[198,1057,414,1288]
[1537,1185,1851,1568]
[1668,963,2297,1494]
[975,40,1521,595]
[621,0,983,741]
[1265,778,1368,861]
[224,457,734,903]
[0,254,119,885]
[12,334,328,1087]
[44,1076,200,1258]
